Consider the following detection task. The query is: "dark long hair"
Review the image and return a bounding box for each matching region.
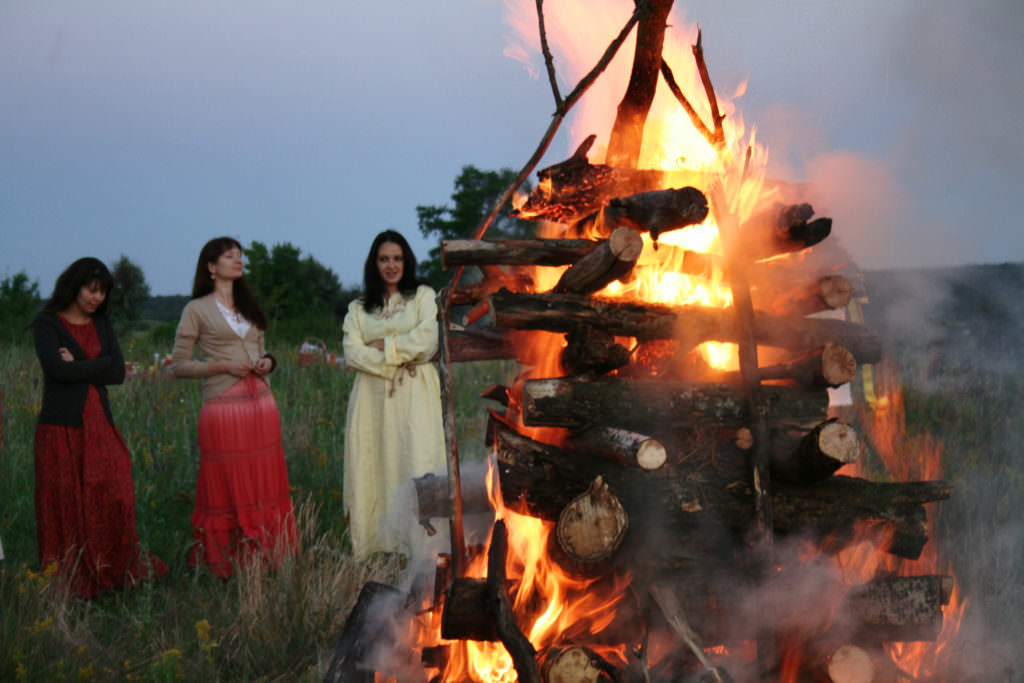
[361,230,420,313]
[191,237,268,330]
[43,257,115,317]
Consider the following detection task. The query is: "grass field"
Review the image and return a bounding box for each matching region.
[2,272,1022,681]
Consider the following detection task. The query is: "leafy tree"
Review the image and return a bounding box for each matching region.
[244,241,356,322]
[109,255,151,330]
[0,271,41,341]
[416,166,534,289]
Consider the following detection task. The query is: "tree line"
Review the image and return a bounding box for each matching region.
[0,165,529,344]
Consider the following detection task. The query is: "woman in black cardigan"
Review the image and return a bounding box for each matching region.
[32,257,166,598]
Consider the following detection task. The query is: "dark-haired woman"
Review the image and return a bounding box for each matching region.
[172,238,296,577]
[342,230,446,558]
[33,257,167,598]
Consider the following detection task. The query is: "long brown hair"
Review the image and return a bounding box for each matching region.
[191,237,268,330]
[361,230,420,313]
[43,257,115,317]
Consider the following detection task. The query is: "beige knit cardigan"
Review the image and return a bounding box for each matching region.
[171,294,271,401]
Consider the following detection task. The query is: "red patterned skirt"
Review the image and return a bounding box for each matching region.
[191,374,296,577]
[34,389,168,599]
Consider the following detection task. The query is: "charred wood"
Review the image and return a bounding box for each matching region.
[521,376,829,431]
[441,577,500,642]
[553,226,644,294]
[768,419,861,484]
[584,187,710,242]
[443,238,602,268]
[563,425,667,471]
[489,416,950,560]
[561,326,632,376]
[490,289,882,364]
[743,202,832,261]
[488,519,542,683]
[759,274,853,317]
[324,582,406,683]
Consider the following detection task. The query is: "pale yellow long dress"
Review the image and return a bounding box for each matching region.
[342,285,446,557]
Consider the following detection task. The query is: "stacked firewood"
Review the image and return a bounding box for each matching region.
[419,144,953,683]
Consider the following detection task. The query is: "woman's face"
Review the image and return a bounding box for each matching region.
[73,281,107,317]
[376,242,404,290]
[209,246,244,282]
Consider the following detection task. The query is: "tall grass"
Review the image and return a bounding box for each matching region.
[0,336,512,681]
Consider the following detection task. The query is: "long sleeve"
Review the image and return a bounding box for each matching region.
[33,315,113,384]
[95,315,126,384]
[342,301,396,380]
[171,302,210,379]
[384,286,438,365]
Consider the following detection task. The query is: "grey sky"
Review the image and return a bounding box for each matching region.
[2,0,1022,295]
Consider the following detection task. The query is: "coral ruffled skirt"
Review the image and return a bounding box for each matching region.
[191,374,296,576]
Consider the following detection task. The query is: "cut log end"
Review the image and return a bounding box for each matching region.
[636,438,667,470]
[541,646,611,683]
[556,476,629,570]
[821,343,857,387]
[820,275,854,310]
[816,421,861,466]
[827,644,875,683]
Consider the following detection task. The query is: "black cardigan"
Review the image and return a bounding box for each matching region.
[33,311,126,427]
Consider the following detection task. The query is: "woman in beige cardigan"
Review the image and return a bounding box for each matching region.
[172,237,296,576]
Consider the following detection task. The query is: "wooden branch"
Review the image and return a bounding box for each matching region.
[521,376,829,431]
[607,0,675,168]
[488,519,542,683]
[692,30,725,148]
[443,238,602,268]
[659,58,716,149]
[470,8,640,243]
[553,226,644,294]
[437,286,467,576]
[534,0,562,107]
[490,289,883,364]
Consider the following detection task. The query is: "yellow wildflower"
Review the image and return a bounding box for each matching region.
[29,616,53,635]
[195,619,211,643]
[77,664,95,682]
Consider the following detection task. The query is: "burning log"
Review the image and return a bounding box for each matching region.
[555,476,629,575]
[846,575,954,642]
[443,238,602,268]
[742,202,832,261]
[759,274,854,317]
[563,425,667,471]
[490,289,883,364]
[561,326,632,376]
[324,582,406,683]
[488,519,542,683]
[721,343,857,389]
[489,416,950,560]
[768,419,861,484]
[441,577,500,642]
[581,187,710,242]
[521,376,829,431]
[553,226,644,294]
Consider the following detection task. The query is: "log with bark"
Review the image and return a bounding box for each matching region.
[767,419,861,484]
[488,415,950,560]
[562,424,667,471]
[443,238,603,268]
[742,202,832,261]
[757,274,854,317]
[577,187,710,242]
[553,226,644,294]
[490,289,883,364]
[521,375,829,431]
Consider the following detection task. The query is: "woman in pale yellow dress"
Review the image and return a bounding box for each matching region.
[342,230,446,558]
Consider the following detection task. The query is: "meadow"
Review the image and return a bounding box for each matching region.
[2,278,1022,680]
[0,333,509,682]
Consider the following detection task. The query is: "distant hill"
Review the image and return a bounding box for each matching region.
[862,262,1024,382]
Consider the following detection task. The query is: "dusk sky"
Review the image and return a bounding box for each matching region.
[2,0,1022,296]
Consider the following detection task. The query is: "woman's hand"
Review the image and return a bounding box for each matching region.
[216,359,253,377]
[368,339,385,351]
[58,347,74,362]
[253,357,273,376]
